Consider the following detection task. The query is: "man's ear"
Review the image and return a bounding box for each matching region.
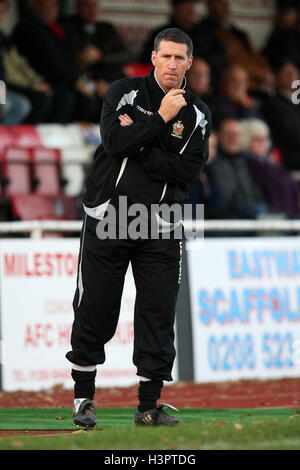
[151,51,156,67]
[187,55,193,72]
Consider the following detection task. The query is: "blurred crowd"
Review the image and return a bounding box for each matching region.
[0,0,133,125]
[1,0,300,222]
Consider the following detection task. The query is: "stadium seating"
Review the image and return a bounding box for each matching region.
[1,147,32,197]
[51,194,79,221]
[0,126,14,156]
[0,123,97,223]
[61,162,85,197]
[8,125,42,149]
[60,146,93,197]
[65,124,87,147]
[36,124,86,149]
[36,124,78,149]
[32,148,61,197]
[60,145,93,164]
[10,194,63,221]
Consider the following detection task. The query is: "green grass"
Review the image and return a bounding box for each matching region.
[0,407,299,450]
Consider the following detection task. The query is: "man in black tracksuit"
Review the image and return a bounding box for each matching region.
[67,28,211,427]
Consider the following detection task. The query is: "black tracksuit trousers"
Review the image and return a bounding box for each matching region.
[66,215,182,382]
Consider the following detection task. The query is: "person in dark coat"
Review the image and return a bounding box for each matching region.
[240,118,300,217]
[262,9,300,70]
[0,0,75,124]
[211,64,263,122]
[187,131,232,219]
[186,56,214,106]
[201,0,272,92]
[0,0,31,125]
[206,117,268,219]
[140,0,227,90]
[12,0,99,122]
[262,60,300,170]
[59,0,131,101]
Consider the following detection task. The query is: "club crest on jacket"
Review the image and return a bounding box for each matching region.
[172,121,184,138]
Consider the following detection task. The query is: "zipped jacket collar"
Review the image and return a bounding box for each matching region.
[151,68,187,95]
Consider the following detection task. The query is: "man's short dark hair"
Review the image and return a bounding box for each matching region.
[154,28,193,57]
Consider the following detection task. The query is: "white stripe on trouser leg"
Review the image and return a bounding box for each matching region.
[138,376,152,382]
[77,214,87,307]
[72,363,97,372]
[159,182,167,202]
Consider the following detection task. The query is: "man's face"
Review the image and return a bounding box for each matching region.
[76,0,100,23]
[187,58,210,95]
[248,132,269,157]
[218,120,241,154]
[151,40,193,92]
[31,0,59,24]
[225,66,249,99]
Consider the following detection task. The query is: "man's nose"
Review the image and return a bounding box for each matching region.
[168,57,177,69]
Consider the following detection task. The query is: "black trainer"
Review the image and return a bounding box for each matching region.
[72,398,97,428]
[134,403,183,426]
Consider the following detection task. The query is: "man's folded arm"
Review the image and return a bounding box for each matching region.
[100,82,167,159]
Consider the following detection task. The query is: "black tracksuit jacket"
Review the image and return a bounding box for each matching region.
[83,70,211,219]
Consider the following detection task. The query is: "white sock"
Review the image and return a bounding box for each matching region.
[138,376,152,382]
[72,363,97,372]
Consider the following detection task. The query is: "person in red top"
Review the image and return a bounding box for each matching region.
[211,64,263,122]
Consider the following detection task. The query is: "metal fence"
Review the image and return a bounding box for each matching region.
[1,219,300,238]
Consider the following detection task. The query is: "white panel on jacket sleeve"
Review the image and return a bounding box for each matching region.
[196,106,208,139]
[116,90,139,111]
[179,105,208,154]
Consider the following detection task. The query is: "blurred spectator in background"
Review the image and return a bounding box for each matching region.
[240,119,273,163]
[3,45,55,124]
[204,117,268,219]
[60,0,131,104]
[140,0,227,90]
[0,0,31,124]
[211,64,263,122]
[273,7,298,31]
[0,0,71,124]
[263,9,300,70]
[201,0,272,92]
[241,119,300,217]
[0,85,31,125]
[188,131,234,219]
[12,0,99,123]
[262,60,300,170]
[186,56,213,105]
